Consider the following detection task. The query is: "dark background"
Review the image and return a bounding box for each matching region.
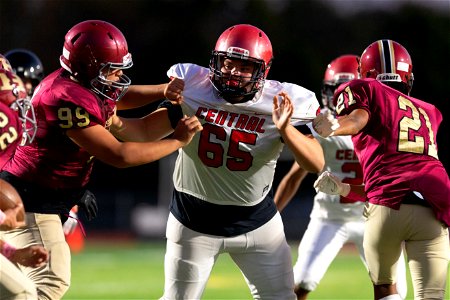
[1,0,449,239]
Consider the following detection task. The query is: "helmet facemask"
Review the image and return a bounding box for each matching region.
[10,88,37,145]
[321,54,360,113]
[90,56,133,102]
[322,73,357,112]
[209,50,268,103]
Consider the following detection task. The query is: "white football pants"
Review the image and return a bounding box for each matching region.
[161,212,296,300]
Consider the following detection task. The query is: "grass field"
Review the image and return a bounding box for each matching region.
[63,240,447,300]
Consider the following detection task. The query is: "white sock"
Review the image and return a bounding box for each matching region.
[379,295,402,300]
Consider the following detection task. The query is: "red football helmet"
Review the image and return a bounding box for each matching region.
[209,24,273,102]
[0,54,13,72]
[59,20,133,101]
[321,54,359,111]
[0,69,37,145]
[359,39,413,95]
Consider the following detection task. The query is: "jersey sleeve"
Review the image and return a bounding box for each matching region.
[334,79,373,119]
[167,63,207,87]
[280,82,321,126]
[42,85,110,131]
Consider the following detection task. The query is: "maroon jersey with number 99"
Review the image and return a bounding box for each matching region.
[3,68,116,189]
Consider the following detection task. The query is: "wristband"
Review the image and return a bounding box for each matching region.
[0,210,5,225]
[1,242,16,260]
[157,100,183,129]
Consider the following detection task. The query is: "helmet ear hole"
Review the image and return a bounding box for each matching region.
[71,33,82,45]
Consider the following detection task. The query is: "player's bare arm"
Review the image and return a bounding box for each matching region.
[117,78,184,110]
[0,240,49,268]
[313,108,369,137]
[111,108,174,142]
[283,126,324,173]
[67,121,202,168]
[274,92,324,173]
[274,162,308,211]
[334,109,369,136]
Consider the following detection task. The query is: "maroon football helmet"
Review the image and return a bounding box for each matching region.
[59,20,133,101]
[0,69,37,145]
[0,54,13,72]
[359,39,413,95]
[321,54,359,111]
[209,24,273,101]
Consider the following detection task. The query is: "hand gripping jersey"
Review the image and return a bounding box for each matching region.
[168,63,320,206]
[0,102,23,169]
[3,68,116,190]
[335,78,450,226]
[308,113,365,221]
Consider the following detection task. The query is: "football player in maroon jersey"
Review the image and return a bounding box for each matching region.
[4,47,88,253]
[275,54,408,300]
[0,66,48,300]
[0,20,202,299]
[313,40,449,300]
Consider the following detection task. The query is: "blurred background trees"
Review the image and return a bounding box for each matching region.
[1,0,448,238]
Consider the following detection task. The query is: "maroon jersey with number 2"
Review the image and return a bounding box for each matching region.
[334,78,450,226]
[0,102,23,169]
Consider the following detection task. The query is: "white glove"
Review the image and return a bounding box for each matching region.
[314,171,350,196]
[312,110,340,138]
[63,210,78,235]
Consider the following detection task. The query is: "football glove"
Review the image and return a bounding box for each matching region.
[63,210,78,235]
[314,171,350,196]
[78,190,98,221]
[312,110,340,138]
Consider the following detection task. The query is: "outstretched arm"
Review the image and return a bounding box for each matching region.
[313,109,369,138]
[118,78,184,110]
[273,92,324,173]
[274,162,309,212]
[0,240,49,268]
[67,114,202,168]
[314,171,366,202]
[111,108,174,142]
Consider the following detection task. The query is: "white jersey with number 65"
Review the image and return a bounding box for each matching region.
[168,63,320,206]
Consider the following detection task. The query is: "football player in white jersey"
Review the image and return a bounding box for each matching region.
[114,24,324,299]
[274,55,407,300]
